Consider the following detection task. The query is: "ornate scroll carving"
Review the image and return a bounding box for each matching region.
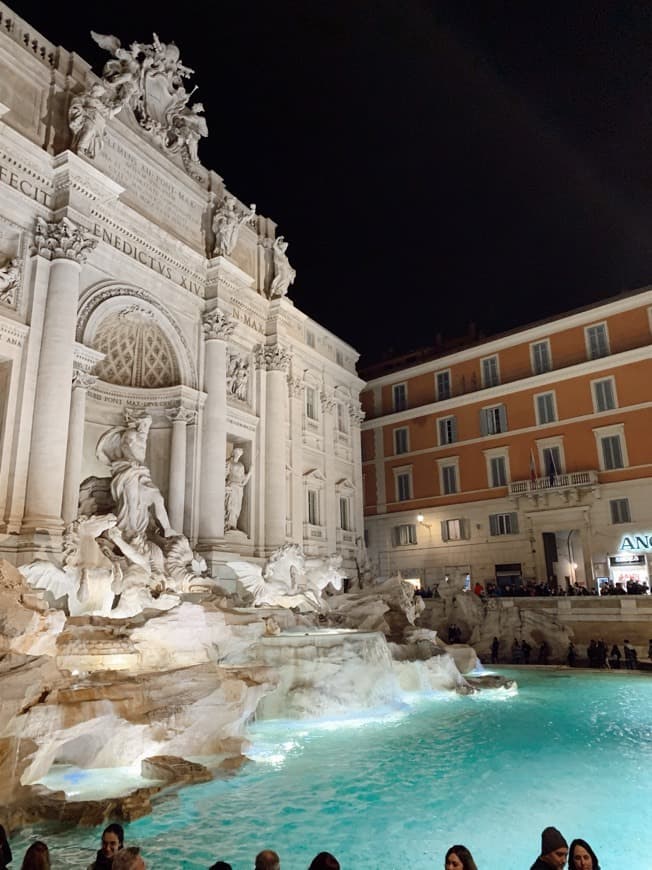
[320,391,336,413]
[32,217,97,263]
[71,370,97,390]
[287,375,304,398]
[166,405,197,424]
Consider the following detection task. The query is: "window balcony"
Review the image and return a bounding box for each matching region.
[509,470,598,496]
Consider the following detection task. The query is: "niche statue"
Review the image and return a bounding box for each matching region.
[224,447,253,532]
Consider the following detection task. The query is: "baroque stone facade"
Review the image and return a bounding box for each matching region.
[0,2,364,571]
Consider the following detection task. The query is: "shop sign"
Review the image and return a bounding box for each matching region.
[619,534,652,552]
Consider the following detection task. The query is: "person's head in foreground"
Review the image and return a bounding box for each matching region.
[308,852,340,870]
[98,823,124,864]
[445,844,478,870]
[255,850,280,870]
[21,841,50,870]
[538,827,568,868]
[209,862,232,870]
[569,839,600,870]
[111,846,145,870]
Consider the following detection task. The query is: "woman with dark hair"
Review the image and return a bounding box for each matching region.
[445,845,478,870]
[308,853,340,870]
[21,841,50,870]
[88,824,124,869]
[569,839,601,870]
[0,825,12,870]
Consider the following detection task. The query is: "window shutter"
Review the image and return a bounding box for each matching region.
[461,518,471,540]
[440,520,449,542]
[451,417,458,442]
[509,512,519,533]
[480,409,488,436]
[498,405,508,432]
[489,514,498,535]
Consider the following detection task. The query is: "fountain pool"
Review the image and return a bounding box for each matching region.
[12,668,652,868]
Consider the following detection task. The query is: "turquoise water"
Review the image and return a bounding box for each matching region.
[12,668,652,869]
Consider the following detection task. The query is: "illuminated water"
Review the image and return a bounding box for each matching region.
[12,669,652,869]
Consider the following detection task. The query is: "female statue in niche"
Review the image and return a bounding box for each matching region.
[224,447,253,532]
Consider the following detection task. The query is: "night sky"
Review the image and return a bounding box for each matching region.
[9,0,652,365]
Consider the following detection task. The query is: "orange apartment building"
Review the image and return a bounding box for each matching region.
[360,288,652,593]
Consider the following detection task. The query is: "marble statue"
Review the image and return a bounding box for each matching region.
[76,30,207,168]
[226,353,250,402]
[212,194,255,257]
[224,447,252,532]
[0,256,19,304]
[20,513,122,616]
[96,413,175,545]
[227,544,344,611]
[68,83,117,158]
[269,235,296,298]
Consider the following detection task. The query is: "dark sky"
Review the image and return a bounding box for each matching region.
[10,0,652,364]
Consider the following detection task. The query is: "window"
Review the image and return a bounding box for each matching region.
[436,370,451,400]
[489,512,519,535]
[480,404,508,435]
[535,392,557,425]
[542,445,562,478]
[306,330,315,348]
[610,498,631,524]
[395,469,412,501]
[307,489,319,525]
[339,496,351,530]
[392,524,417,546]
[392,383,407,411]
[337,403,348,433]
[394,427,409,455]
[441,464,458,494]
[594,424,628,471]
[489,455,507,487]
[531,340,551,374]
[585,323,610,359]
[481,355,500,388]
[437,416,457,445]
[305,386,317,420]
[438,457,459,495]
[601,435,624,470]
[441,518,470,541]
[592,377,616,412]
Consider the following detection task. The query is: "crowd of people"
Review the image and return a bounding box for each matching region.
[0,821,604,869]
[0,825,341,870]
[445,827,600,869]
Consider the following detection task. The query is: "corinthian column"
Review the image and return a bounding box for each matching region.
[23,217,97,533]
[61,370,96,525]
[166,405,196,534]
[256,343,290,551]
[198,308,235,544]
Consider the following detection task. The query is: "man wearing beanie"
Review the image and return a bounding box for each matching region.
[530,826,568,869]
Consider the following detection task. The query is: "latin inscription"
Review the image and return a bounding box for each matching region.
[0,162,52,208]
[92,224,202,295]
[93,130,205,247]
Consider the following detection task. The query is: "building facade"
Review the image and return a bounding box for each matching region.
[0,3,364,571]
[361,290,652,593]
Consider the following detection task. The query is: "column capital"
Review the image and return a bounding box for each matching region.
[287,374,303,398]
[31,216,97,263]
[71,370,97,390]
[166,405,197,425]
[320,390,336,413]
[202,307,235,340]
[349,402,365,425]
[254,343,290,372]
